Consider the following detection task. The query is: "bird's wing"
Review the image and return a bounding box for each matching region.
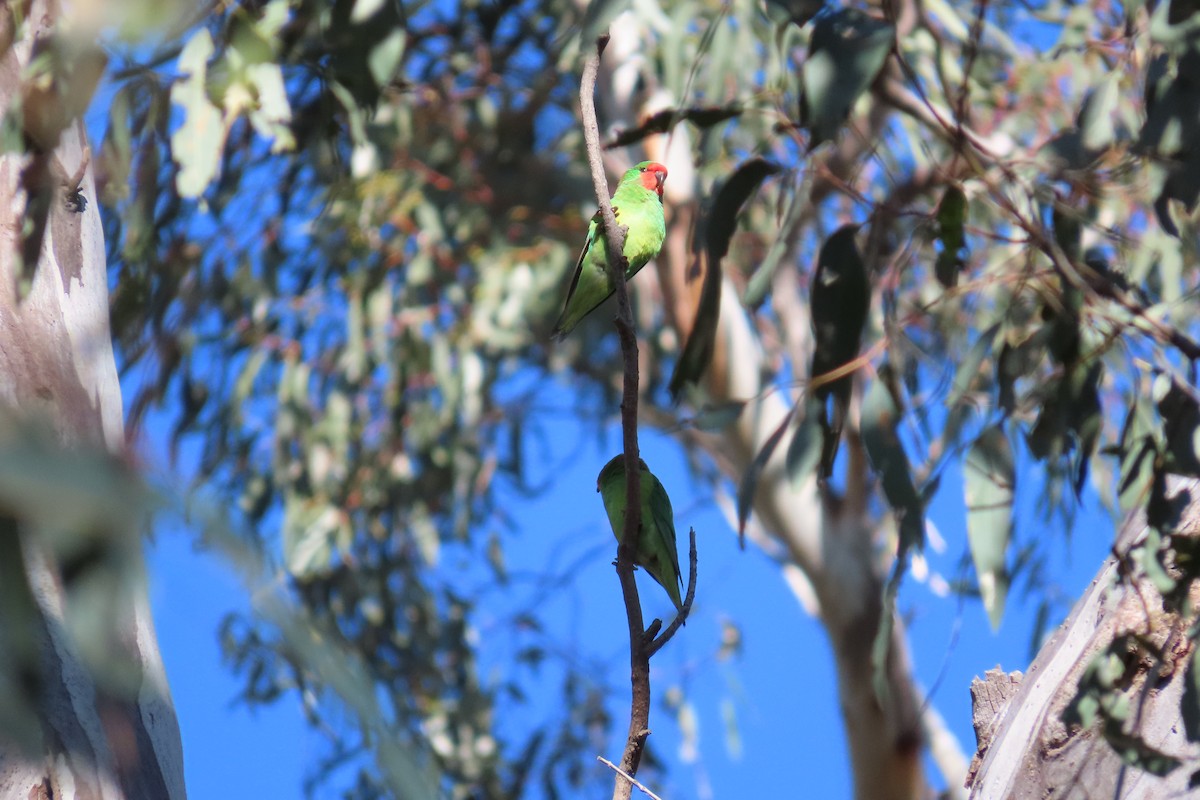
[648,474,682,586]
[563,204,622,297]
[561,211,602,305]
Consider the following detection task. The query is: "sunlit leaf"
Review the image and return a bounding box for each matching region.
[245,62,295,151]
[965,426,1014,630]
[283,494,338,578]
[690,401,746,432]
[352,0,388,23]
[1155,372,1200,475]
[743,178,804,308]
[1149,0,1200,49]
[861,364,923,553]
[170,29,225,197]
[720,697,743,760]
[1079,73,1120,152]
[368,29,407,89]
[676,695,699,762]
[736,410,792,547]
[1116,396,1160,514]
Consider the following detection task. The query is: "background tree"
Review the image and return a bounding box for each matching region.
[13,0,1200,797]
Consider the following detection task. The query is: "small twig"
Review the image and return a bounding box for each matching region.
[646,527,698,658]
[597,756,664,800]
[580,35,652,800]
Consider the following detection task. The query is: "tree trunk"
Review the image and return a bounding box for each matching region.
[968,478,1200,799]
[0,4,186,799]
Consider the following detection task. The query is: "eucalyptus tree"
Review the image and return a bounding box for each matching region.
[13,0,1198,797]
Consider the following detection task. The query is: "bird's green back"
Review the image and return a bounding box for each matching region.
[586,171,666,273]
[551,162,667,339]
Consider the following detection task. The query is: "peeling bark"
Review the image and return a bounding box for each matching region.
[968,479,1200,799]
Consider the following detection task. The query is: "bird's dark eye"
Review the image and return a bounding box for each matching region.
[639,167,646,172]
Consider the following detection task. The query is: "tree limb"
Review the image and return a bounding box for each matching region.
[579,34,652,800]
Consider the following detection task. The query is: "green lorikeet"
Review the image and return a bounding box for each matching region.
[552,161,668,339]
[596,454,684,614]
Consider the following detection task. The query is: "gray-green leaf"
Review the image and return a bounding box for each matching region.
[965,425,1014,630]
[800,8,894,147]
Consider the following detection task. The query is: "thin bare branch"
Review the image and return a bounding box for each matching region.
[579,34,653,800]
[646,527,698,658]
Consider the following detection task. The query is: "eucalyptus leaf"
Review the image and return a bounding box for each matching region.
[283,495,337,578]
[1117,397,1161,514]
[785,405,824,488]
[762,0,825,28]
[948,322,1001,408]
[670,158,781,400]
[1079,73,1120,152]
[800,8,895,147]
[965,426,1014,629]
[170,29,225,197]
[351,0,388,22]
[368,29,407,89]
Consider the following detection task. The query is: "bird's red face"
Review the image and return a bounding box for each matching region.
[638,162,669,197]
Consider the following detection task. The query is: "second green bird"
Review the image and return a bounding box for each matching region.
[597,454,684,614]
[552,161,668,339]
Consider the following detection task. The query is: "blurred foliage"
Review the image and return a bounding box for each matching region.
[0,420,155,752]
[28,0,1198,793]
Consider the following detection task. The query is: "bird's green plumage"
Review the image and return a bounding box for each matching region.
[596,455,684,614]
[552,162,667,339]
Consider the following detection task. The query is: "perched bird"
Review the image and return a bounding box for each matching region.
[552,161,668,339]
[596,455,684,614]
[810,224,870,477]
